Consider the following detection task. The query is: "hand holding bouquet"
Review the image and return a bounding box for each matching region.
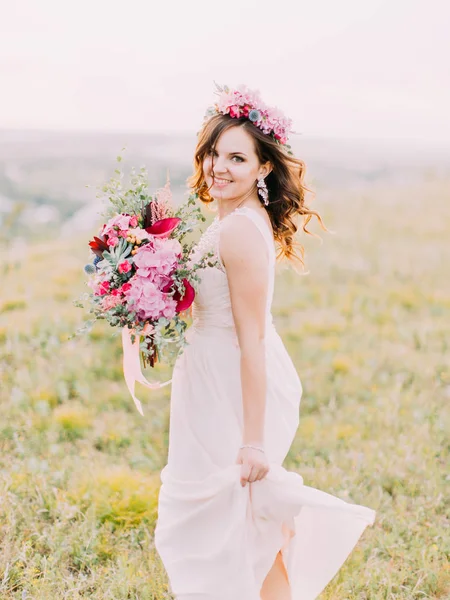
[77,157,216,414]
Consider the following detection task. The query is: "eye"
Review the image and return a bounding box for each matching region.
[231,155,244,163]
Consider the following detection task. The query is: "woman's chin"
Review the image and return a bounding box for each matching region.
[211,185,234,200]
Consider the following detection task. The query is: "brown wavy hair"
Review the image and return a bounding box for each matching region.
[188,113,328,269]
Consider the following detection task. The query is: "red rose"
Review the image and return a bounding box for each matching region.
[120,282,132,293]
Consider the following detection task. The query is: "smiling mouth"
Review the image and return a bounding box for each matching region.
[213,177,233,184]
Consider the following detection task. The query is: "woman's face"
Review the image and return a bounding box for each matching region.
[202,126,269,202]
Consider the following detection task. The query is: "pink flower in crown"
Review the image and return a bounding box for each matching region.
[259,117,273,135]
[133,238,182,278]
[207,83,293,148]
[234,86,249,105]
[234,91,246,108]
[217,90,236,114]
[129,215,138,228]
[124,275,177,321]
[229,106,240,118]
[249,88,262,108]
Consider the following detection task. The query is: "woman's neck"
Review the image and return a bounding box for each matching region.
[217,189,261,221]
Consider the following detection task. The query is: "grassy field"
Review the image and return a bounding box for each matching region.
[1,177,449,599]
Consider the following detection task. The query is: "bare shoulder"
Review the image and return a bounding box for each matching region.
[219,213,268,269]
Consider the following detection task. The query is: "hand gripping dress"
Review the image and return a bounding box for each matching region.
[154,206,375,600]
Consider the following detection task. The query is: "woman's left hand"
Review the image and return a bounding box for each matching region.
[236,446,270,487]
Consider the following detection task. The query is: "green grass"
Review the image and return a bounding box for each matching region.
[0,177,449,598]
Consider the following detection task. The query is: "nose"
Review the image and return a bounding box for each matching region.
[211,155,228,174]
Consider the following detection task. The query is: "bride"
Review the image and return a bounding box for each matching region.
[154,84,375,600]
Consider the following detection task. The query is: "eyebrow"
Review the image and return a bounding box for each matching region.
[210,148,248,157]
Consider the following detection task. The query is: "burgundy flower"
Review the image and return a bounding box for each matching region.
[160,277,174,293]
[145,217,181,239]
[173,279,195,312]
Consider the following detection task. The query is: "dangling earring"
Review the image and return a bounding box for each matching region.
[257,177,269,206]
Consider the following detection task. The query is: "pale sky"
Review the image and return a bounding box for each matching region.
[1,0,449,144]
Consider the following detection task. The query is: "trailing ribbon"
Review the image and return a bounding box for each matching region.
[122,327,172,416]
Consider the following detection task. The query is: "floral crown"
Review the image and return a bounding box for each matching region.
[203,82,294,153]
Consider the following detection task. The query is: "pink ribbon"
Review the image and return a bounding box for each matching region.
[122,327,172,416]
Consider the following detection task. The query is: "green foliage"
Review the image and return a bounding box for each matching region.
[102,238,132,268]
[0,299,27,313]
[99,152,155,220]
[0,178,449,598]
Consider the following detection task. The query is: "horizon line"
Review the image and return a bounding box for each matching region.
[1,127,449,151]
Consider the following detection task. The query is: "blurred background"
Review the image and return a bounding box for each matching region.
[1,1,449,598]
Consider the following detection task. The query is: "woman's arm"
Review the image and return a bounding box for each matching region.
[220,215,270,485]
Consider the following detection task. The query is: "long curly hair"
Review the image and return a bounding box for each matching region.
[188,113,327,269]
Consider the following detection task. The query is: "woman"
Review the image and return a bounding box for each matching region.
[154,85,375,600]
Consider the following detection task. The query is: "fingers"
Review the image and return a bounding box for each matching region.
[240,463,251,487]
[254,466,270,482]
[247,466,257,484]
[240,464,270,486]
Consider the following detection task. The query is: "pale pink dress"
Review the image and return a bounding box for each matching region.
[154,206,375,600]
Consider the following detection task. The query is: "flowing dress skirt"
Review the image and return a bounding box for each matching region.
[154,323,375,600]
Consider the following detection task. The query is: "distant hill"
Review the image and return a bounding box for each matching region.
[0,129,449,240]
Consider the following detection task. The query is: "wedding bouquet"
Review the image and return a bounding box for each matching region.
[76,156,216,414]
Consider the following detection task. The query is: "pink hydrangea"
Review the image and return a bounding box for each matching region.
[149,273,173,291]
[124,275,177,321]
[133,238,182,279]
